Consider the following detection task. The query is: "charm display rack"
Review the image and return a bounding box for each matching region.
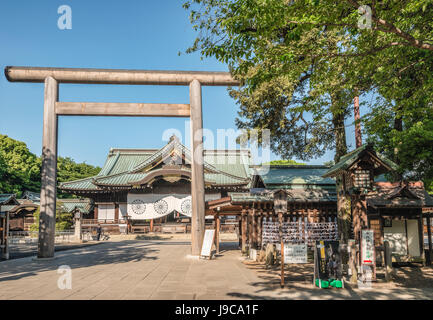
[262,220,338,246]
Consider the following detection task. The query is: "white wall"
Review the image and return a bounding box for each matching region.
[384,220,407,255]
[384,219,421,257]
[119,203,128,219]
[98,204,115,221]
[407,219,421,257]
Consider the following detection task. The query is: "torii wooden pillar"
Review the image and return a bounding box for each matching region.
[5,66,239,258]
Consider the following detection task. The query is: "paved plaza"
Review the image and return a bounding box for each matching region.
[1,239,433,300]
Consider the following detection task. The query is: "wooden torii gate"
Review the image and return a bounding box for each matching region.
[5,66,239,258]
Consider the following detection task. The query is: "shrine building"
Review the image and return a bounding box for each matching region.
[59,135,253,233]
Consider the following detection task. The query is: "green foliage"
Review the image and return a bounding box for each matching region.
[30,201,74,231]
[29,207,40,232]
[0,134,41,196]
[57,157,101,198]
[0,134,101,197]
[263,159,306,165]
[183,0,433,190]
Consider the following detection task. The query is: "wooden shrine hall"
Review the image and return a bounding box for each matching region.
[206,165,339,253]
[207,145,433,266]
[59,135,252,235]
[324,144,433,264]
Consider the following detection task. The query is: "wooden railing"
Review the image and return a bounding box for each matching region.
[82,219,128,225]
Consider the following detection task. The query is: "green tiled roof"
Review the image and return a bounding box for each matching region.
[60,137,251,191]
[0,194,19,206]
[323,144,398,178]
[230,188,337,203]
[255,165,335,189]
[0,194,15,204]
[61,177,99,191]
[98,150,155,176]
[22,191,41,204]
[60,199,93,214]
[230,192,273,203]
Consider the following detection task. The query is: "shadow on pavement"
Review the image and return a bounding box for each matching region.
[0,240,160,283]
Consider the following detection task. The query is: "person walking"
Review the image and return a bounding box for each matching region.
[96,224,102,241]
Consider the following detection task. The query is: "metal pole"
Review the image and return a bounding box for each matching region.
[38,76,58,259]
[190,79,205,256]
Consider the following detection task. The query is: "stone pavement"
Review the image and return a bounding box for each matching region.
[1,239,433,300]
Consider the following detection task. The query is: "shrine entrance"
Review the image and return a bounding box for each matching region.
[5,66,239,258]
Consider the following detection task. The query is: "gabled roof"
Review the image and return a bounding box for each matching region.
[0,195,37,215]
[59,136,252,192]
[367,182,433,208]
[323,144,398,178]
[59,199,93,214]
[252,165,335,190]
[22,191,41,204]
[129,136,219,173]
[0,194,19,206]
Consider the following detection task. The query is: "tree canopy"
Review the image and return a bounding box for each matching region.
[263,159,306,166]
[0,134,101,197]
[184,0,433,191]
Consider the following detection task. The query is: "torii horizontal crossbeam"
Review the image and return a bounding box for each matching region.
[55,102,190,117]
[5,66,240,86]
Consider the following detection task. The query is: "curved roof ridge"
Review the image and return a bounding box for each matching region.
[130,139,219,173]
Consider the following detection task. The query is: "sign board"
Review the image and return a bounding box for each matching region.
[284,244,308,264]
[361,229,375,265]
[361,229,377,281]
[262,220,338,245]
[314,240,342,281]
[200,229,215,258]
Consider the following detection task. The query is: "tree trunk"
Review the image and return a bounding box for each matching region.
[331,96,351,244]
[393,109,403,165]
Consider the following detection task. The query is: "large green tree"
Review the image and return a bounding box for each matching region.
[183,0,433,239]
[56,157,101,198]
[0,134,101,197]
[184,0,433,160]
[0,134,41,195]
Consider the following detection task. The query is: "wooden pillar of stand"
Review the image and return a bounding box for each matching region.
[241,208,247,254]
[215,214,220,253]
[427,215,432,266]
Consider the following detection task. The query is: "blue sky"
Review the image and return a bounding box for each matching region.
[0,0,358,167]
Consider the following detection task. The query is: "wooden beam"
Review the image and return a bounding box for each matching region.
[55,102,190,117]
[427,216,432,266]
[94,205,98,220]
[215,215,220,253]
[241,208,247,253]
[5,66,240,86]
[258,212,263,250]
[252,208,257,249]
[38,76,58,259]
